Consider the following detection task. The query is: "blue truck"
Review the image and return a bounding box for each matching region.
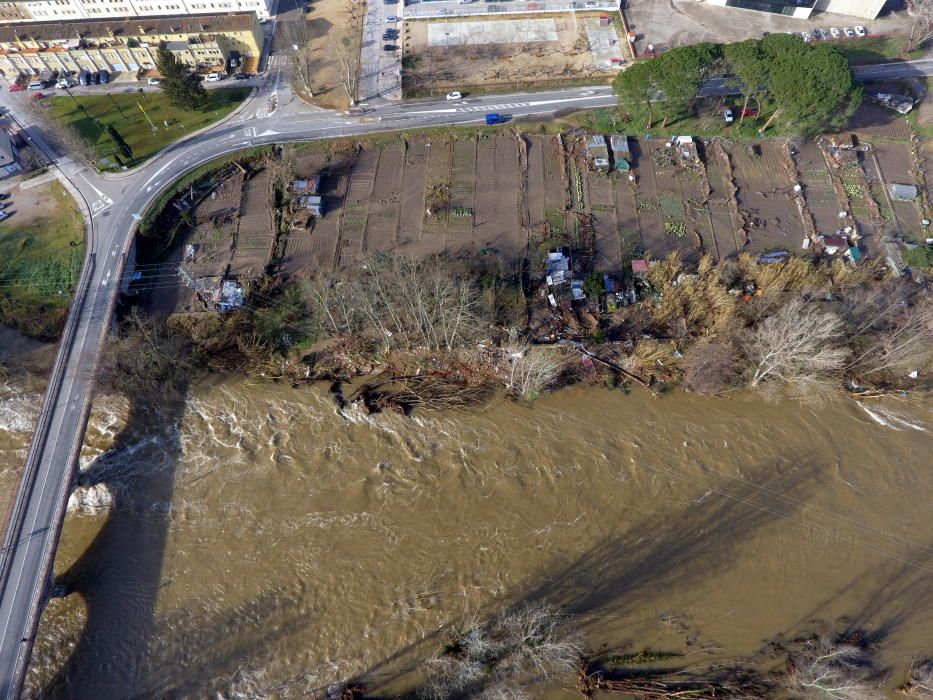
[485,113,503,125]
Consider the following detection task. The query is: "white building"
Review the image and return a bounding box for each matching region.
[0,0,270,22]
[703,0,886,20]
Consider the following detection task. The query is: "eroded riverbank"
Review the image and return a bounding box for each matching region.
[1,373,930,697]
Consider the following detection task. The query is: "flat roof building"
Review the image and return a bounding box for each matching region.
[0,0,270,24]
[704,0,886,20]
[0,12,262,77]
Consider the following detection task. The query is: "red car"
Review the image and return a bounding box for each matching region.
[741,107,759,118]
[8,83,24,92]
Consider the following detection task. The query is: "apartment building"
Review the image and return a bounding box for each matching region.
[0,0,270,23]
[0,12,262,77]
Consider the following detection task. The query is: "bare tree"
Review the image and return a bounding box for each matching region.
[503,340,567,400]
[278,19,315,96]
[421,603,582,699]
[745,297,848,397]
[844,295,933,380]
[331,0,364,105]
[906,0,933,53]
[901,659,933,698]
[781,639,883,700]
[303,256,486,354]
[97,308,194,402]
[27,101,97,166]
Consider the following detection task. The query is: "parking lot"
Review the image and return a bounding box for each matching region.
[360,0,402,101]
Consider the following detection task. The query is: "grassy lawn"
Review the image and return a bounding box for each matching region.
[43,87,251,170]
[0,182,85,340]
[833,36,916,65]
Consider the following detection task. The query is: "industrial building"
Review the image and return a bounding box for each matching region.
[0,0,270,24]
[702,0,887,20]
[0,12,262,78]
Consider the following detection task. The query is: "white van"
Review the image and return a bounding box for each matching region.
[206,72,221,82]
[27,80,44,90]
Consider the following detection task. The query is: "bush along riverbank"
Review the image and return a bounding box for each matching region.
[111,246,931,415]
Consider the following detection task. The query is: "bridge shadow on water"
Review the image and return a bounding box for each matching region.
[37,375,314,699]
[38,384,189,699]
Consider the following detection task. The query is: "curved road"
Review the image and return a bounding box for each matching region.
[0,55,930,698]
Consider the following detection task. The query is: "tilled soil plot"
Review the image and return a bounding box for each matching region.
[337,148,379,266]
[636,141,700,260]
[702,145,741,259]
[793,141,843,237]
[398,141,430,247]
[473,135,523,263]
[585,170,621,271]
[525,135,566,235]
[628,140,667,258]
[870,141,924,236]
[231,169,275,278]
[309,150,356,271]
[844,102,911,140]
[421,137,454,254]
[447,136,477,254]
[364,142,405,254]
[281,152,330,279]
[727,141,804,254]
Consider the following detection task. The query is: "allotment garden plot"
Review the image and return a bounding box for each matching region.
[147,130,927,317]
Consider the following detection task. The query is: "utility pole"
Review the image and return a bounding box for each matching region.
[136,100,157,132]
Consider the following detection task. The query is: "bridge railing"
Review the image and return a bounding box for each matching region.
[0,245,95,697]
[0,250,96,577]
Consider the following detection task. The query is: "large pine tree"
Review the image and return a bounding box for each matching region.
[155,47,207,111]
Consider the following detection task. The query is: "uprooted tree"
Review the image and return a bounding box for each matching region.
[744,296,849,399]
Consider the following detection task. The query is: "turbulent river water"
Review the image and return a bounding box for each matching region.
[1,365,931,698]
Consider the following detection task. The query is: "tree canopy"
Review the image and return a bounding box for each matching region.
[155,48,208,111]
[613,36,861,135]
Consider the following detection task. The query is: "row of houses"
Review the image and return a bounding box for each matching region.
[0,12,262,77]
[0,0,271,24]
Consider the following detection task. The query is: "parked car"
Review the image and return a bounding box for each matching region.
[812,28,826,40]
[383,0,398,5]
[830,27,841,38]
[91,71,101,84]
[584,0,598,6]
[27,80,44,90]
[382,32,398,41]
[148,77,161,85]
[801,31,811,43]
[0,193,10,200]
[383,44,398,51]
[55,78,71,89]
[446,91,462,100]
[8,83,25,92]
[233,72,251,80]
[843,27,855,38]
[855,25,867,37]
[742,107,759,117]
[79,69,91,86]
[385,15,397,21]
[98,69,109,84]
[724,108,734,123]
[0,212,9,221]
[206,72,221,82]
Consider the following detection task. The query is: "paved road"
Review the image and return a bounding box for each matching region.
[0,55,931,699]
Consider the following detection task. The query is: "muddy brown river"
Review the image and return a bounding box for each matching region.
[1,370,930,698]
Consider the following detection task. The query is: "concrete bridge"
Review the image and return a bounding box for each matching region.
[0,55,928,698]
